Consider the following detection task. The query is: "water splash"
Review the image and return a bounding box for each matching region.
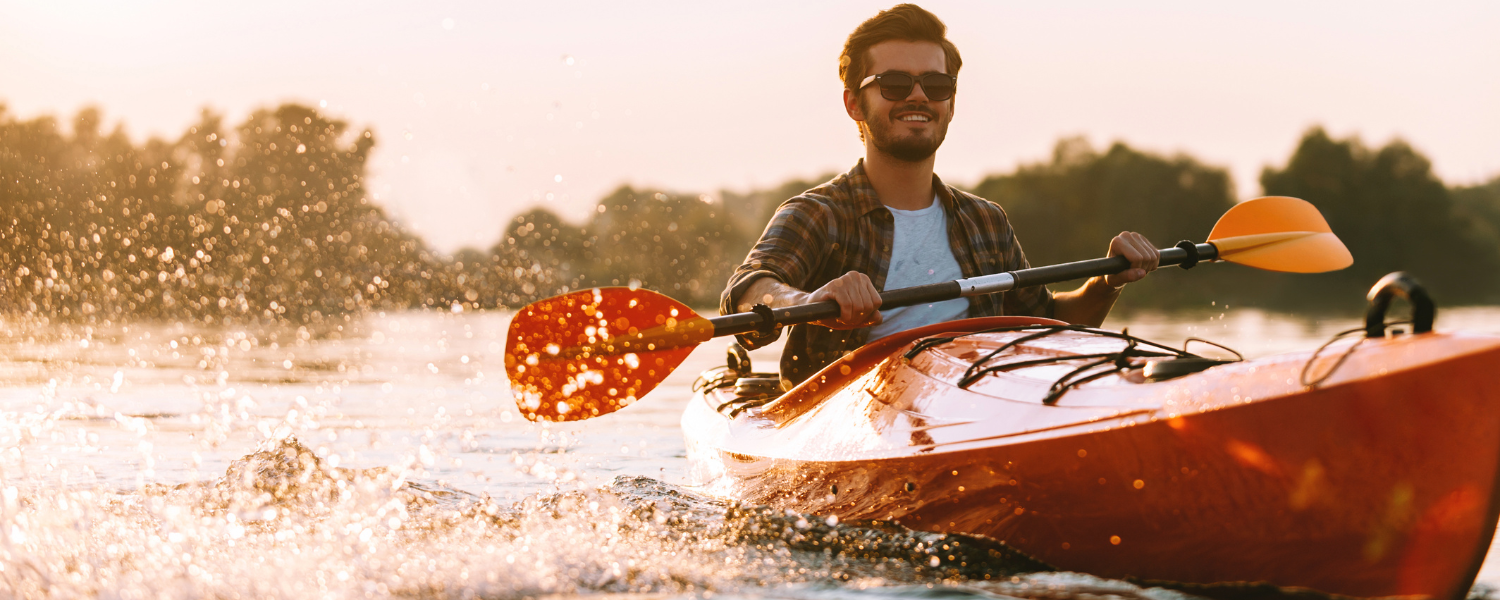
[6,311,1499,599]
[0,434,1367,599]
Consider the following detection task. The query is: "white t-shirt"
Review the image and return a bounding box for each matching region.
[867,196,969,342]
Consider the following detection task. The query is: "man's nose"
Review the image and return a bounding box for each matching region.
[905,82,930,102]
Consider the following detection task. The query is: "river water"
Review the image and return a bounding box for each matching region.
[3,306,1500,599]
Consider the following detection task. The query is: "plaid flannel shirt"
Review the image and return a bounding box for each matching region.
[721,159,1054,385]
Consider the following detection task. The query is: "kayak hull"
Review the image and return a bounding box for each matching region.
[684,318,1500,599]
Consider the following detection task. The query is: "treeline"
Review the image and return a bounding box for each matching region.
[497,129,1500,313]
[480,176,830,308]
[2,101,1498,325]
[0,103,459,324]
[973,132,1500,310]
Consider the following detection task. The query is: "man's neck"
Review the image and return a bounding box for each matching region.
[864,147,936,211]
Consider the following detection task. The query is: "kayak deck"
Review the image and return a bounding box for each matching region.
[684,318,1500,598]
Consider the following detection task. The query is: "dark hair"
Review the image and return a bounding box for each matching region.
[839,4,962,94]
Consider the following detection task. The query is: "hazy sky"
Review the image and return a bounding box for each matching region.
[4,1,1497,252]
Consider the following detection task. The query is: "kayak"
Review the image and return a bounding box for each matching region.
[682,275,1500,599]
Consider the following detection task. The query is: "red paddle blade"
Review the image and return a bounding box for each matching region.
[505,288,709,422]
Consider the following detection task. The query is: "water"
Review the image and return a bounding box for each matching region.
[3,307,1500,599]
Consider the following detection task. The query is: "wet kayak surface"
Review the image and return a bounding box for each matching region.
[5,308,1500,599]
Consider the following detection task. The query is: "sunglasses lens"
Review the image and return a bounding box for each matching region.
[873,73,955,101]
[919,74,955,101]
[877,73,915,101]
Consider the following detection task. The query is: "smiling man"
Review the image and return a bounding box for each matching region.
[721,4,1160,385]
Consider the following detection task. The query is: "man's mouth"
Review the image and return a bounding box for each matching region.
[891,104,937,124]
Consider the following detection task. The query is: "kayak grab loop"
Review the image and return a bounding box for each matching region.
[1303,273,1437,387]
[1173,240,1201,270]
[1364,272,1435,338]
[909,324,1240,405]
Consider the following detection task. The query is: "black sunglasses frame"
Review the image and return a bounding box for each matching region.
[857,71,957,102]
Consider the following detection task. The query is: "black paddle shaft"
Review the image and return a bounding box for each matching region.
[710,242,1219,337]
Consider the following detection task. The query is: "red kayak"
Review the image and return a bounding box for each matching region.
[683,277,1500,599]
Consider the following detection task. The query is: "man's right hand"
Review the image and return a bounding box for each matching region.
[808,271,883,330]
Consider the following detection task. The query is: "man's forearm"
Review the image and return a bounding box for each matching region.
[735,276,812,313]
[1051,276,1123,327]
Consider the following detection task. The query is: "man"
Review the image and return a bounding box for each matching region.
[720,4,1159,386]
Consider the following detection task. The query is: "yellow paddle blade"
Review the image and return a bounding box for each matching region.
[1207,196,1353,273]
[505,288,712,422]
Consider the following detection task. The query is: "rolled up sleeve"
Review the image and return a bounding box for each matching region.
[719,197,829,349]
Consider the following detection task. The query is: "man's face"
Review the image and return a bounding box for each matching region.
[848,40,954,163]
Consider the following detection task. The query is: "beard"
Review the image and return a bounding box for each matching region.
[864,100,949,163]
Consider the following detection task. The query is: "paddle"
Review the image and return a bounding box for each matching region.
[505,195,1351,422]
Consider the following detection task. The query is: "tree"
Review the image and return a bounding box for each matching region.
[1260,128,1500,304]
[0,102,439,323]
[970,138,1238,309]
[491,208,585,305]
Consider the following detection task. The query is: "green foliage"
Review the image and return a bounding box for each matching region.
[1449,176,1500,268]
[969,138,1241,309]
[490,187,747,307]
[1260,128,1500,305]
[718,174,837,241]
[3,99,1498,322]
[973,137,1235,262]
[0,103,438,324]
[491,208,587,305]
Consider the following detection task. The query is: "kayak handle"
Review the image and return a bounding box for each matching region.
[1365,272,1435,338]
[711,242,1221,337]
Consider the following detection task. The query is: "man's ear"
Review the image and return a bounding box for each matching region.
[843,88,865,122]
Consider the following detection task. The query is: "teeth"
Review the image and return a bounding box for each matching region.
[900,115,930,122]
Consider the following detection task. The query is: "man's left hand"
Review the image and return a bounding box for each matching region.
[1103,231,1160,288]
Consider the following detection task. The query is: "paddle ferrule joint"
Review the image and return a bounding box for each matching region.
[958,273,1017,297]
[750,304,777,335]
[1175,240,1200,270]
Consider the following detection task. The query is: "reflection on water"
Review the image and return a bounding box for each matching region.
[2,308,1500,598]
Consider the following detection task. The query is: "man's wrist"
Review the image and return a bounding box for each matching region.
[1092,276,1126,296]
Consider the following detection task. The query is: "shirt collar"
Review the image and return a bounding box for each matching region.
[844,158,956,216]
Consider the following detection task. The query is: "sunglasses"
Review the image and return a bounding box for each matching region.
[858,71,957,102]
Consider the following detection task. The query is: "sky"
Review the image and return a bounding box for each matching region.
[3,0,1497,253]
